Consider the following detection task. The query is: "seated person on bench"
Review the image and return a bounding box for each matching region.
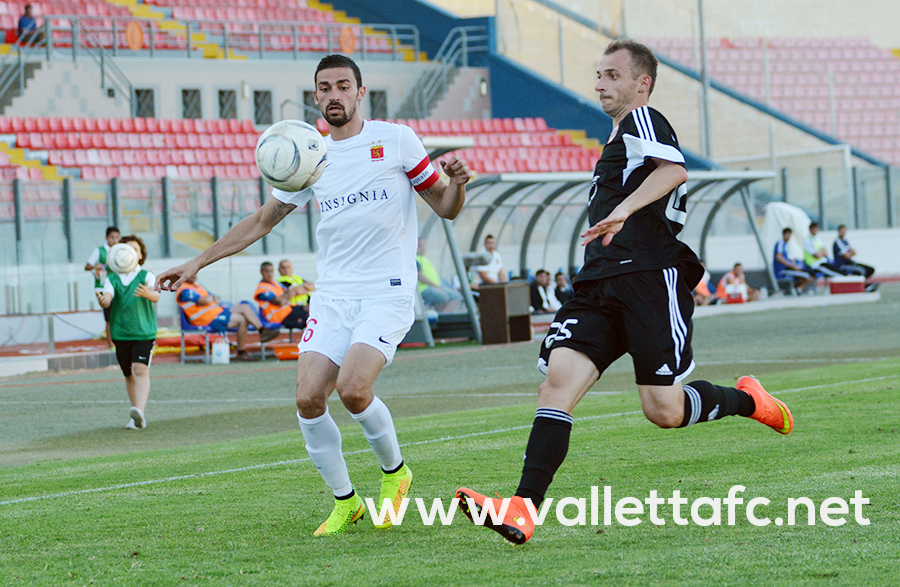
[773,227,813,294]
[254,261,311,331]
[177,275,278,361]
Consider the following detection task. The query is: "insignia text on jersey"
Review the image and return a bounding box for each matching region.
[319,189,389,212]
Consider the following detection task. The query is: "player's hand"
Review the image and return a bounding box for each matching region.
[440,156,472,185]
[96,291,111,308]
[581,207,630,246]
[134,284,151,299]
[155,261,199,292]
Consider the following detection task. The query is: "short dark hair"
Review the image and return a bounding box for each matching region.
[260,261,273,270]
[809,222,819,230]
[315,54,362,89]
[121,235,146,263]
[106,226,120,237]
[535,269,549,277]
[604,39,659,95]
[484,234,495,241]
[837,224,847,230]
[782,227,793,235]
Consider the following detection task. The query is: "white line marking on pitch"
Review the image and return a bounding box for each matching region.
[3,372,898,506]
[0,411,641,506]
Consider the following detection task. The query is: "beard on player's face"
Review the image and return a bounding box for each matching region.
[322,100,357,127]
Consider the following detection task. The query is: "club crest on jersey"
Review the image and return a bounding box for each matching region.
[370,142,385,161]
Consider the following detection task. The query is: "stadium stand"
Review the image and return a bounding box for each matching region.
[648,37,900,165]
[0,0,397,57]
[0,115,602,181]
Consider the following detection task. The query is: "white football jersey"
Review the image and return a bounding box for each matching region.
[272,120,438,299]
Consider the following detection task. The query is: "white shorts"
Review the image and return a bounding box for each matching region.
[297,292,416,367]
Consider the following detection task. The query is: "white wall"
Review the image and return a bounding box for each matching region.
[8,57,429,120]
[5,60,132,118]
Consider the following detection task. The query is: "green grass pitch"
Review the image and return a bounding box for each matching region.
[1,285,899,585]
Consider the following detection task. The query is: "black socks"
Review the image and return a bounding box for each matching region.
[680,380,755,427]
[515,408,573,508]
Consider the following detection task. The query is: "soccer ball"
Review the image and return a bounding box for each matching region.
[255,120,328,192]
[107,243,139,274]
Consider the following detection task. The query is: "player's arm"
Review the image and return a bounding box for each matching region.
[156,198,296,291]
[418,156,471,220]
[582,158,687,246]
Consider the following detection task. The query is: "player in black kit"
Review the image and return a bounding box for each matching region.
[455,40,794,545]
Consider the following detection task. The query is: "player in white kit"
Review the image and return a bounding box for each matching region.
[156,54,471,535]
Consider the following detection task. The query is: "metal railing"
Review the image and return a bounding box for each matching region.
[0,19,135,116]
[34,14,420,62]
[0,32,44,109]
[409,26,489,119]
[75,25,135,116]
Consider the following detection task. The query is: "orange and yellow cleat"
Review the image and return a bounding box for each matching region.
[737,376,794,435]
[455,487,535,545]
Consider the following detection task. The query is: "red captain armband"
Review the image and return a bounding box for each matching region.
[407,156,439,192]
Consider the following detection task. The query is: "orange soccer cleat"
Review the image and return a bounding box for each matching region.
[455,487,535,545]
[737,376,794,435]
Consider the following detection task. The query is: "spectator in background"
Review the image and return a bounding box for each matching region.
[692,262,713,306]
[416,238,463,312]
[255,261,309,331]
[277,258,315,312]
[177,275,279,361]
[85,226,120,348]
[832,225,877,290]
[472,234,507,288]
[529,269,561,314]
[803,222,842,277]
[716,263,760,302]
[554,271,574,305]
[17,4,45,45]
[774,227,813,294]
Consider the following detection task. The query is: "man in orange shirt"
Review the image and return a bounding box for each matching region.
[716,263,760,302]
[177,275,278,361]
[254,261,311,330]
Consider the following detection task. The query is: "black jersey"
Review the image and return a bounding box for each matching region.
[574,106,703,289]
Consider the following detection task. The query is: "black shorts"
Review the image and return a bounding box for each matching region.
[114,339,155,377]
[537,268,695,386]
[281,305,308,330]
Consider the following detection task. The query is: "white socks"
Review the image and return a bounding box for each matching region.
[297,397,403,498]
[350,396,403,472]
[297,408,353,498]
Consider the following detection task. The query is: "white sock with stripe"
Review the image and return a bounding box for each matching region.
[297,409,353,498]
